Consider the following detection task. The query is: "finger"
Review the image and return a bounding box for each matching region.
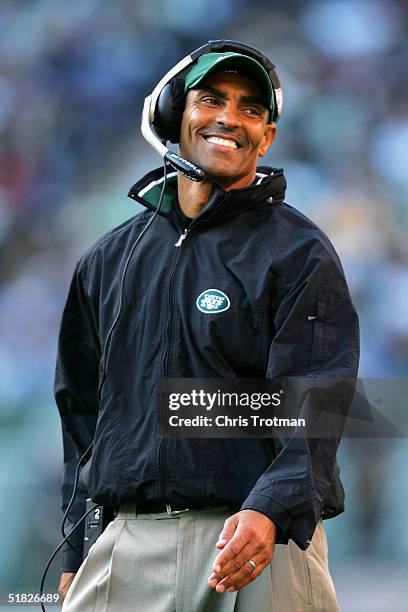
[212,542,260,581]
[216,557,268,593]
[211,533,249,574]
[225,564,266,592]
[210,555,260,592]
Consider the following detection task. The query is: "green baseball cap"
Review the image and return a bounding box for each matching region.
[184,51,275,120]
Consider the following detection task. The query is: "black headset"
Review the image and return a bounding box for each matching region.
[141,39,283,181]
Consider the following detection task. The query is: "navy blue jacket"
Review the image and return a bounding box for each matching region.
[55,165,359,572]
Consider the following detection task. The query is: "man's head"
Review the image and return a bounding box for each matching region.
[179,52,277,190]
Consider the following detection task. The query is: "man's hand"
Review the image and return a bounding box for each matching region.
[58,572,76,603]
[208,509,276,593]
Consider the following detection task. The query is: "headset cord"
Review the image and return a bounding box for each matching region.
[40,160,169,610]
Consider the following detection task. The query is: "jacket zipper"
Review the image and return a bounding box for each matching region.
[156,193,230,500]
[156,226,190,500]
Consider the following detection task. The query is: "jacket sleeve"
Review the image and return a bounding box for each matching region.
[241,237,360,549]
[54,260,100,572]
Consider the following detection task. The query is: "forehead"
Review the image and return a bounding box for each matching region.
[194,70,265,98]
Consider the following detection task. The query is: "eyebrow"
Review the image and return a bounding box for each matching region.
[198,85,267,109]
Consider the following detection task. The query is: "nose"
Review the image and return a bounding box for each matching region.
[215,102,241,128]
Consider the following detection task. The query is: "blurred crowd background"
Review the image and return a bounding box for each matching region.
[0,0,407,610]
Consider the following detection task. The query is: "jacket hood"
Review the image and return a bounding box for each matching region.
[128,164,287,227]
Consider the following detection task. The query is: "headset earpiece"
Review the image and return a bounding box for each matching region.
[153,77,186,143]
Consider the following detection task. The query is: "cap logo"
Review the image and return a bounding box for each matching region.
[196,289,230,314]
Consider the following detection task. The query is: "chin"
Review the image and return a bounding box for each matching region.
[200,161,239,179]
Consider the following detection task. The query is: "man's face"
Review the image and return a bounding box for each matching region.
[179,70,276,190]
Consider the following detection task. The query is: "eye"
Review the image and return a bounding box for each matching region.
[201,96,220,105]
[242,106,262,117]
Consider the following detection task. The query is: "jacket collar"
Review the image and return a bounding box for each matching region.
[128,164,287,227]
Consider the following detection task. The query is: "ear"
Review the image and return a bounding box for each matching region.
[259,123,277,157]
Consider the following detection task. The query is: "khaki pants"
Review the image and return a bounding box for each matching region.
[62,506,340,612]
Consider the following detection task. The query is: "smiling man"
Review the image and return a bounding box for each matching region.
[57,45,359,611]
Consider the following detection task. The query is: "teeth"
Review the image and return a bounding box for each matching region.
[206,136,238,149]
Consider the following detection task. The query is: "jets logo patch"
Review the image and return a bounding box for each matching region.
[196,289,230,314]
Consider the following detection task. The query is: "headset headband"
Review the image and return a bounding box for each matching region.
[141,40,283,181]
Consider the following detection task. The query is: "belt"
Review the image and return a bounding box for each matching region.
[117,500,237,519]
[137,503,191,514]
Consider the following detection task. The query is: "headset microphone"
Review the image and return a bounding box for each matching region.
[140,40,283,183]
[164,152,205,181]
